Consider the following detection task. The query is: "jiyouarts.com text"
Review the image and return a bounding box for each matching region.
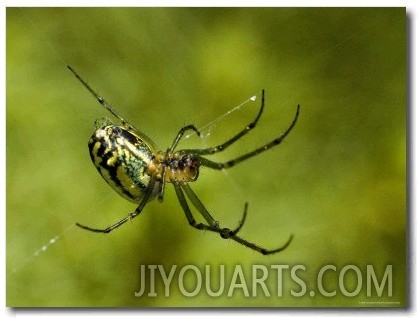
[134,264,393,298]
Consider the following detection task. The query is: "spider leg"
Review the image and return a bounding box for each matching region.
[76,178,156,233]
[180,183,217,227]
[67,65,137,130]
[224,202,247,237]
[157,163,167,203]
[196,104,300,170]
[173,183,245,236]
[68,66,159,150]
[173,183,216,230]
[205,203,293,255]
[169,125,201,152]
[176,183,292,255]
[227,232,294,255]
[182,90,266,156]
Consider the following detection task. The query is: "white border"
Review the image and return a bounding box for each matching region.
[2,1,415,318]
[2,0,412,8]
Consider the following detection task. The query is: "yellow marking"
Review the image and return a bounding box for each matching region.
[125,139,152,164]
[106,151,118,167]
[116,166,143,200]
[92,141,103,166]
[98,166,117,190]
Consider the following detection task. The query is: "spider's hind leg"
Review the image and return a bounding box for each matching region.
[217,203,293,255]
[219,202,248,238]
[175,183,292,255]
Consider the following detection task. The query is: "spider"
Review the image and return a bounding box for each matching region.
[68,65,300,255]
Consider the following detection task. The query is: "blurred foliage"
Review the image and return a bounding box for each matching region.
[6,7,405,307]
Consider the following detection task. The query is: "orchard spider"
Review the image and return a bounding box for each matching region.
[68,65,300,255]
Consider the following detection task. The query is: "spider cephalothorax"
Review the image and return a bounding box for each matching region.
[148,152,200,184]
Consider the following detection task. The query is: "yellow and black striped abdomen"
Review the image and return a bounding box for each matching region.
[88,121,157,204]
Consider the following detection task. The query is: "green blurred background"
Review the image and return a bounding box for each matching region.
[6,8,405,307]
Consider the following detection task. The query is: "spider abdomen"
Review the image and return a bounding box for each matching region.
[88,122,158,203]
